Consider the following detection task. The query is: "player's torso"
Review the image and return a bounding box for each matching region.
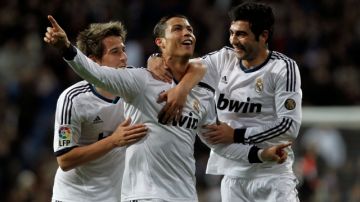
[215,54,277,129]
[121,77,214,201]
[53,82,125,202]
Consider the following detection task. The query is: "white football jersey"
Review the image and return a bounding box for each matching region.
[66,47,259,202]
[52,80,126,202]
[202,47,302,178]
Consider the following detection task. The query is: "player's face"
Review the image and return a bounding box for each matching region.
[229,20,264,62]
[159,17,196,58]
[98,36,127,68]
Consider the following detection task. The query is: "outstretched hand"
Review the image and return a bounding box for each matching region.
[261,142,292,164]
[43,15,70,49]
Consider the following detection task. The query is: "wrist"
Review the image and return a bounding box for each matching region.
[233,128,246,143]
[258,149,264,162]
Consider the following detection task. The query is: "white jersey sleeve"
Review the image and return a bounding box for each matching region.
[200,47,232,89]
[236,53,302,145]
[53,84,91,155]
[65,46,145,103]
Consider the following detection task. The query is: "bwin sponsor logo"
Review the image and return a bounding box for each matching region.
[217,93,262,113]
[168,112,199,129]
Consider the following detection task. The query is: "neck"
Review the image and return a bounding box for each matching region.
[164,55,190,82]
[95,87,116,100]
[242,49,269,69]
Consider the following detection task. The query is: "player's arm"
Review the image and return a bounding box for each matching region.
[147,55,206,123]
[198,95,289,164]
[205,60,302,145]
[233,61,302,145]
[44,15,143,101]
[199,127,291,164]
[55,118,147,171]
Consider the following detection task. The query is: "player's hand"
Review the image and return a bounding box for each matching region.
[157,85,187,124]
[147,55,173,83]
[260,142,292,164]
[202,122,234,144]
[44,15,71,49]
[111,118,148,147]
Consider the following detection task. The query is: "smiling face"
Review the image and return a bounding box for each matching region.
[156,17,196,59]
[94,35,127,68]
[229,20,265,61]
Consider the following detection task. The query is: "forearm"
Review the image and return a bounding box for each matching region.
[178,60,206,93]
[198,134,262,163]
[57,136,116,171]
[233,117,301,144]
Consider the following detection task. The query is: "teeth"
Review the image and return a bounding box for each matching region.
[182,40,192,45]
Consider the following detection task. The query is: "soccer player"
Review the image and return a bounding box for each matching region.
[148,2,302,202]
[203,3,302,202]
[44,14,291,202]
[50,21,148,202]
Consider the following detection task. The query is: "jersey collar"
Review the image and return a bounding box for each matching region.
[239,51,272,73]
[89,84,120,104]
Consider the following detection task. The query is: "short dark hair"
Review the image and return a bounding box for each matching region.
[229,1,274,43]
[76,21,127,59]
[153,14,189,38]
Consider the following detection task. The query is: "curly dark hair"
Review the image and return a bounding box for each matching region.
[229,1,274,43]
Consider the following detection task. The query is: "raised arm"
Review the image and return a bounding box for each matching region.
[44,15,144,102]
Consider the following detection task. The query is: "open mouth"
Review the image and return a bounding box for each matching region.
[181,39,193,46]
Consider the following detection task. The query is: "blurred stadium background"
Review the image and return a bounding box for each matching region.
[0,0,359,201]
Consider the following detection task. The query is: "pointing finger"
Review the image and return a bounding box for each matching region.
[48,15,61,29]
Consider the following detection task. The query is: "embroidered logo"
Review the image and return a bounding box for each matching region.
[284,98,296,110]
[255,77,263,93]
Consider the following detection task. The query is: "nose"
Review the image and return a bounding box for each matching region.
[121,52,127,62]
[229,34,237,44]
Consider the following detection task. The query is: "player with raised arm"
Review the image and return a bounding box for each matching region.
[49,21,148,202]
[44,14,291,202]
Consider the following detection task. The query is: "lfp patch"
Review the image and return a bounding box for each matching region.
[59,126,72,146]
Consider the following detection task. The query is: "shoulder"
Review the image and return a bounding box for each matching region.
[58,81,92,104]
[270,51,297,66]
[192,81,216,101]
[202,46,237,59]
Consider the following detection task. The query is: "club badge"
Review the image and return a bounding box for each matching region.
[255,77,263,93]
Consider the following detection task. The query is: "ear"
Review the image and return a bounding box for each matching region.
[155,38,165,49]
[260,30,269,43]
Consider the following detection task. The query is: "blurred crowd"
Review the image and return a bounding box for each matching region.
[0,0,359,201]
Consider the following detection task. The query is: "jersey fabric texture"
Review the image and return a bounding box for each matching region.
[202,46,302,178]
[52,80,125,202]
[65,46,260,202]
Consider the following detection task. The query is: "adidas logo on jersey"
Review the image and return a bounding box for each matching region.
[93,116,103,124]
[217,93,262,113]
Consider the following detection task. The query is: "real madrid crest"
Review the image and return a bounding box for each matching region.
[284,98,296,110]
[193,99,200,113]
[255,77,264,93]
